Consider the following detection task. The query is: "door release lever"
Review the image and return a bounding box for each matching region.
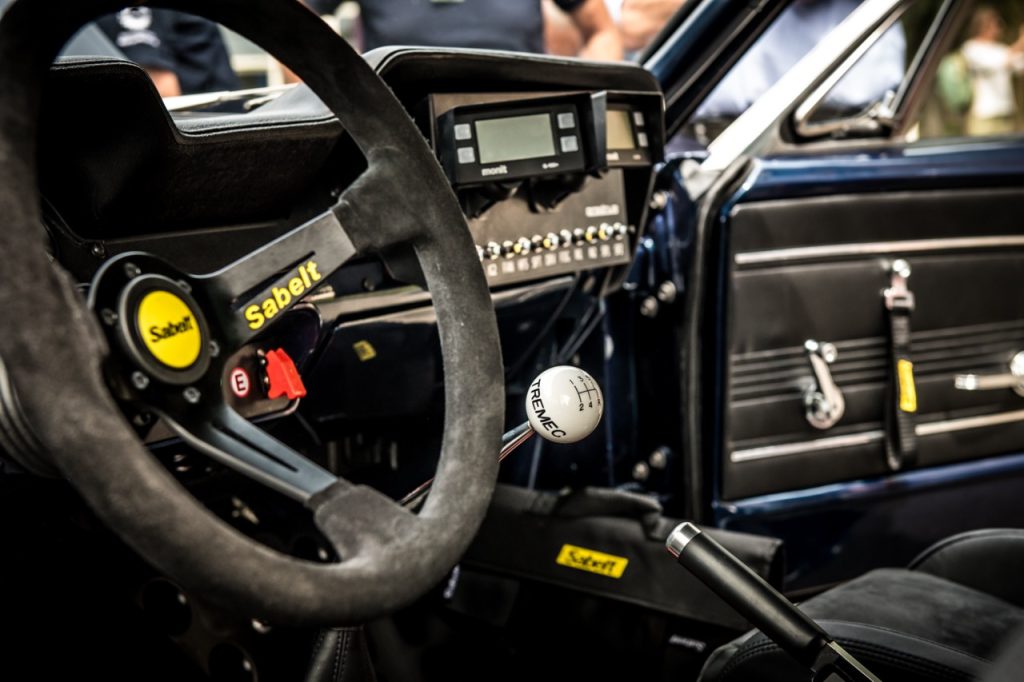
[955,352,1024,397]
[803,340,845,430]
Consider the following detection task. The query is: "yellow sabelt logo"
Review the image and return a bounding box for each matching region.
[136,290,202,369]
[244,260,322,331]
[555,544,628,579]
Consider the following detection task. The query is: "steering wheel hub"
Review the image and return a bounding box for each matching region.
[121,274,210,382]
[90,255,214,386]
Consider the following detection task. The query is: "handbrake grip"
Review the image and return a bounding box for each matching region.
[667,522,828,668]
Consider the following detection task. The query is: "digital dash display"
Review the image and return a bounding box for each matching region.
[475,113,556,164]
[438,97,587,185]
[606,109,635,150]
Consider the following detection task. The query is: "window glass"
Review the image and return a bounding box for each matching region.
[913,1,1024,139]
[59,0,632,100]
[801,21,909,124]
[670,0,954,150]
[796,0,943,136]
[673,1,898,150]
[56,6,360,110]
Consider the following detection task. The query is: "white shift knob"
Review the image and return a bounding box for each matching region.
[525,366,604,444]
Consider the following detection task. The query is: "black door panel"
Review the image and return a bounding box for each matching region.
[721,187,1024,500]
[730,188,1024,253]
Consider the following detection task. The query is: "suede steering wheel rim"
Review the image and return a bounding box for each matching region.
[0,0,504,625]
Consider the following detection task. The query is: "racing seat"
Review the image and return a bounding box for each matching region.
[700,529,1024,681]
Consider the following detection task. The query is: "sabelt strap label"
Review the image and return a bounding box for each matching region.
[136,290,202,369]
[897,358,918,413]
[555,544,628,579]
[243,260,322,331]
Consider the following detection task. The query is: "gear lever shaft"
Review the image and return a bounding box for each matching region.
[400,366,603,508]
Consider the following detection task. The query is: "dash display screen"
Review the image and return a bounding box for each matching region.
[475,114,556,164]
[606,110,636,150]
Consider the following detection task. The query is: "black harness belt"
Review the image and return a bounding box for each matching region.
[884,259,918,472]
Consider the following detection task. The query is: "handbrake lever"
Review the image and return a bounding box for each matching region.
[667,523,881,682]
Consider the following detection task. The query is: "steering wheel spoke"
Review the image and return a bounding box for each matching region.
[309,478,423,561]
[161,403,337,504]
[197,209,357,348]
[191,162,428,351]
[332,164,427,254]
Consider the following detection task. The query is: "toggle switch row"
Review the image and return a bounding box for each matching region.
[477,222,628,261]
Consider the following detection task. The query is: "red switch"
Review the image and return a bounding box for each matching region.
[264,348,307,400]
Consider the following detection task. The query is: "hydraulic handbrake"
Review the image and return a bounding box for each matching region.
[667,523,882,682]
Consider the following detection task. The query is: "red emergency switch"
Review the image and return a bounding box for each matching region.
[264,348,307,400]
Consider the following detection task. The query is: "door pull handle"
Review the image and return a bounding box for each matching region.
[955,352,1024,398]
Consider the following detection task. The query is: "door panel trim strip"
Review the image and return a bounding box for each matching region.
[916,409,1024,436]
[731,409,1024,462]
[731,430,884,462]
[735,236,1024,267]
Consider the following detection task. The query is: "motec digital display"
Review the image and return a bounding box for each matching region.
[475,114,556,164]
[606,109,636,150]
[605,106,651,166]
[438,100,587,186]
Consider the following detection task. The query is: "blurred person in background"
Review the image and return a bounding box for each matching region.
[961,4,1024,136]
[96,6,238,97]
[307,0,622,60]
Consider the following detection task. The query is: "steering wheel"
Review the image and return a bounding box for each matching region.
[0,0,504,625]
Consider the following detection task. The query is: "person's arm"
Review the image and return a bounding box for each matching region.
[1011,25,1024,55]
[963,40,1018,75]
[619,0,683,52]
[145,68,182,97]
[543,0,584,57]
[565,0,623,61]
[1010,25,1024,73]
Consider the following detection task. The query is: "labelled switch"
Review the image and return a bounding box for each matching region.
[229,367,252,398]
[585,226,599,243]
[544,232,560,250]
[531,234,545,251]
[485,242,502,260]
[559,229,573,247]
[598,223,612,241]
[515,237,532,255]
[264,348,307,401]
[572,227,586,244]
[502,240,516,258]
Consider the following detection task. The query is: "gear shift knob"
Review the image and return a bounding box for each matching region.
[525,366,604,444]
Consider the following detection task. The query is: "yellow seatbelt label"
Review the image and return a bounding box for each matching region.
[555,544,628,579]
[352,340,377,362]
[898,359,918,413]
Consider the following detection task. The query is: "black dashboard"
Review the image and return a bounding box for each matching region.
[37,48,664,489]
